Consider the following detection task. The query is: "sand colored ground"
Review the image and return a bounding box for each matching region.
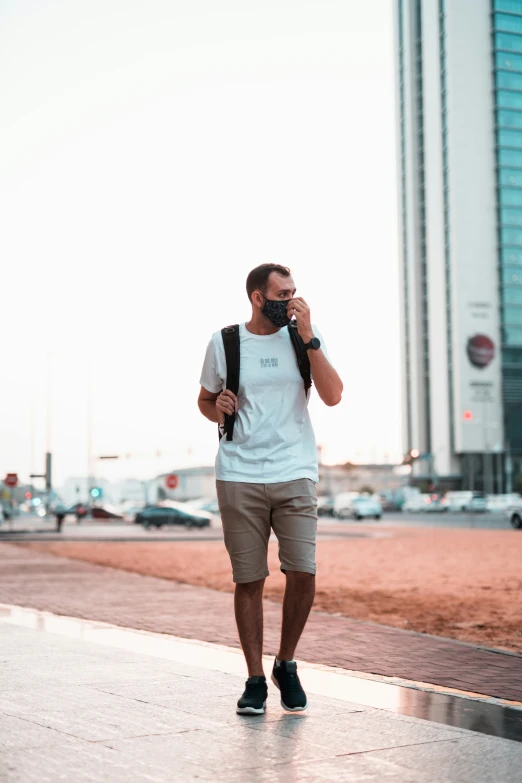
[22,525,522,652]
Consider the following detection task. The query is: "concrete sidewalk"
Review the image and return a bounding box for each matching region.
[1,543,521,702]
[2,611,522,783]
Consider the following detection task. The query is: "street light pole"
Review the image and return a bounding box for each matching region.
[87,358,93,504]
[45,354,53,513]
[46,353,52,456]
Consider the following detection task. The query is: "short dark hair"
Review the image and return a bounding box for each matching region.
[246,263,291,301]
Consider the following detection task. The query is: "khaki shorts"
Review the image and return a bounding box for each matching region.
[216,478,318,584]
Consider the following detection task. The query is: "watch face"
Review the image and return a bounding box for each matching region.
[310,337,321,350]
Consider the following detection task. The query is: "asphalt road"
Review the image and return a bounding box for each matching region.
[373,510,514,529]
[0,516,379,542]
[0,509,517,542]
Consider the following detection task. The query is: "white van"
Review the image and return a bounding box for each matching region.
[444,491,473,512]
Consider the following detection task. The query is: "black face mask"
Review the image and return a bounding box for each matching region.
[261,297,292,327]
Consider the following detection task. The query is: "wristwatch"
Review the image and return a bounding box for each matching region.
[303,336,321,351]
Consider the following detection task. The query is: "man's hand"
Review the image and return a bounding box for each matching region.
[215,390,238,425]
[287,297,313,343]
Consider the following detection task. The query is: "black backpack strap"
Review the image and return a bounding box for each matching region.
[288,322,312,393]
[220,324,240,441]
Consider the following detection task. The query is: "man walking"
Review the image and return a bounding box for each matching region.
[198,263,343,714]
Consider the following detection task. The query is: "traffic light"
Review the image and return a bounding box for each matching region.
[25,491,32,499]
[90,487,102,499]
[410,448,420,459]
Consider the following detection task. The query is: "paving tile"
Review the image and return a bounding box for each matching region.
[207,752,469,783]
[1,739,167,783]
[0,683,209,742]
[100,724,332,774]
[366,734,522,783]
[246,707,463,755]
[0,713,72,752]
[89,678,366,727]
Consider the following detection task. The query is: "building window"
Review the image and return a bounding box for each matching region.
[502,206,522,224]
[496,69,522,88]
[502,266,522,283]
[495,13,522,34]
[499,168,522,186]
[505,286,522,303]
[504,305,522,324]
[498,108,522,127]
[496,31,522,53]
[499,127,522,146]
[497,91,522,111]
[502,247,522,263]
[499,147,522,165]
[494,1,522,14]
[505,326,522,344]
[500,188,522,206]
[496,51,522,71]
[501,226,522,243]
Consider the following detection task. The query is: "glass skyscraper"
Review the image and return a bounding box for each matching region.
[493,1,522,475]
[394,0,522,491]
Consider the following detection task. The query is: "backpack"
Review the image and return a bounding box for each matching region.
[219,322,312,441]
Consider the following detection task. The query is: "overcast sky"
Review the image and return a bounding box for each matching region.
[0,0,400,487]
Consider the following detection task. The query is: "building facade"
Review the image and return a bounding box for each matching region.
[394,0,522,491]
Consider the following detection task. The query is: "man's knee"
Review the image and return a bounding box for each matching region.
[235,577,266,596]
[285,570,315,586]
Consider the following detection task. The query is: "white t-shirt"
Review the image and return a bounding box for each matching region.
[200,323,326,484]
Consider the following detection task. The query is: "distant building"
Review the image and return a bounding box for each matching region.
[317,463,407,497]
[394,0,522,491]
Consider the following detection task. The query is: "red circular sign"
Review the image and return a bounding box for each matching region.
[165,474,178,490]
[4,473,18,487]
[467,334,495,369]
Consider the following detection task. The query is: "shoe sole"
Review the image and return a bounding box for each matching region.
[271,673,308,712]
[236,701,266,715]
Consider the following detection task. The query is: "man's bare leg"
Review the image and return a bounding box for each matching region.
[234,578,265,676]
[277,571,315,661]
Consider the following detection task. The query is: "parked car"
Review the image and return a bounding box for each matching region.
[333,492,361,519]
[425,494,448,513]
[123,505,146,523]
[403,494,431,513]
[317,496,335,517]
[505,497,522,529]
[349,496,382,521]
[486,494,520,513]
[467,493,488,513]
[188,498,220,515]
[444,491,473,512]
[91,505,124,520]
[135,503,212,529]
[378,493,402,512]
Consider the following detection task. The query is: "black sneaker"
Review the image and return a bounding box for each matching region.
[271,659,307,711]
[236,676,268,715]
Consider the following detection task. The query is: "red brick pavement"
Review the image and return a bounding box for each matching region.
[1,543,521,702]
